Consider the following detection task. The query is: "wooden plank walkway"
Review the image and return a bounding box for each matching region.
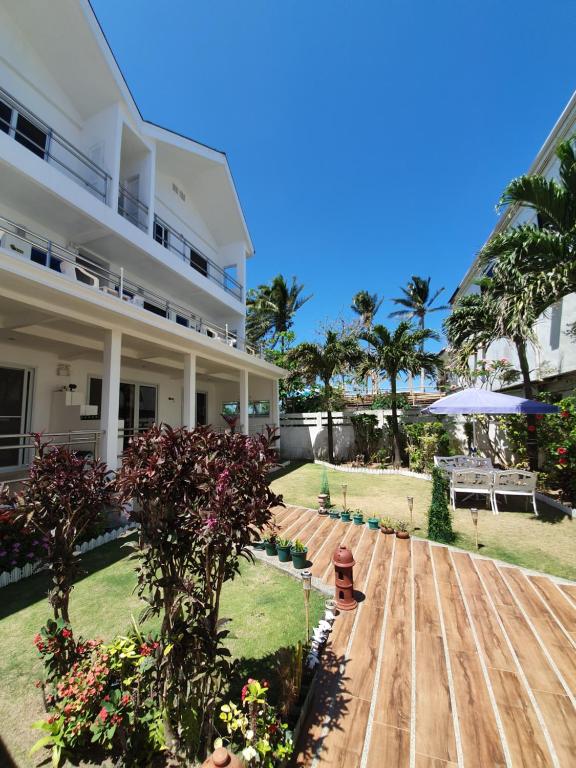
[267,506,576,768]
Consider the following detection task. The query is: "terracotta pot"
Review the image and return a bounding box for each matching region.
[380,526,395,535]
[396,530,410,539]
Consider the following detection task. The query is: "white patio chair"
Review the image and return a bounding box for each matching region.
[492,470,538,516]
[460,456,494,470]
[450,469,494,512]
[60,259,99,288]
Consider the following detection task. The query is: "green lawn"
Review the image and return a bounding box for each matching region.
[271,462,576,581]
[0,535,324,767]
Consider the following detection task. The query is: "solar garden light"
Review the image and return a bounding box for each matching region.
[341,483,348,511]
[406,496,414,528]
[302,570,312,641]
[470,507,479,550]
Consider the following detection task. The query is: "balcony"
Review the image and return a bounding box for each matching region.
[118,182,149,232]
[153,214,243,301]
[0,215,260,355]
[0,85,110,203]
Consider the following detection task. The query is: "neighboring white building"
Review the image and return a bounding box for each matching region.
[450,90,576,395]
[0,0,283,476]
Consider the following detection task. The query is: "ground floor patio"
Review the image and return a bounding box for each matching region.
[269,505,576,767]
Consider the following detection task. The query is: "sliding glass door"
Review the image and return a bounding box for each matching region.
[0,366,32,468]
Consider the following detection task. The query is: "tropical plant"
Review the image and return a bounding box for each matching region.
[405,422,451,473]
[427,467,455,543]
[357,322,442,466]
[371,392,410,410]
[480,135,576,313]
[390,276,448,390]
[115,425,281,760]
[394,519,409,533]
[275,642,304,719]
[217,679,293,766]
[287,330,361,463]
[350,412,382,463]
[291,539,306,553]
[247,275,312,350]
[351,290,383,327]
[0,437,113,623]
[276,537,292,549]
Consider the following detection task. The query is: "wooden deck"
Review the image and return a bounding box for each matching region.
[269,506,576,768]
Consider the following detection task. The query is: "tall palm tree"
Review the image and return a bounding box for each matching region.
[358,322,442,467]
[246,275,312,350]
[351,290,383,393]
[390,276,448,390]
[287,331,361,463]
[351,290,383,327]
[480,136,576,307]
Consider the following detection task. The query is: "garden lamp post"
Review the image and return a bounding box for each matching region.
[302,570,312,641]
[470,507,479,550]
[406,496,414,528]
[341,483,348,511]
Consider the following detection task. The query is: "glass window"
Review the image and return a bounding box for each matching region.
[15,113,47,158]
[222,401,239,416]
[154,221,168,248]
[190,249,208,277]
[0,99,12,134]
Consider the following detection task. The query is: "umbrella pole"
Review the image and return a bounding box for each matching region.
[472,416,477,455]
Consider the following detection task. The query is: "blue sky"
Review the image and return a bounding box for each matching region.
[93,0,576,348]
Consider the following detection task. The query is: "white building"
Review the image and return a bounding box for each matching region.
[450,90,576,395]
[0,0,283,476]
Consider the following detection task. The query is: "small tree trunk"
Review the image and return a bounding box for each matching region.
[390,375,401,468]
[515,339,538,471]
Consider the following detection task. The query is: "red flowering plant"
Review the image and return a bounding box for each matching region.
[116,424,282,761]
[32,630,165,767]
[0,435,114,622]
[217,678,293,766]
[33,618,98,684]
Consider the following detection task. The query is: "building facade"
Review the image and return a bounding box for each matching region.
[450,90,576,395]
[0,0,283,476]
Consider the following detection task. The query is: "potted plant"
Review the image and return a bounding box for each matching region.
[352,509,364,526]
[263,533,278,556]
[379,516,395,535]
[318,469,331,513]
[340,508,351,523]
[329,507,340,520]
[252,538,265,550]
[367,514,380,531]
[395,520,410,539]
[291,539,308,569]
[276,537,292,563]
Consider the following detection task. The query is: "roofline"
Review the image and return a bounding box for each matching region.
[83,0,255,255]
[450,88,576,305]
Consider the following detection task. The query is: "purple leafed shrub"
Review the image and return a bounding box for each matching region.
[0,435,113,622]
[115,424,282,759]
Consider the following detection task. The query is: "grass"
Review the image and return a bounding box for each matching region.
[270,462,576,581]
[0,535,324,767]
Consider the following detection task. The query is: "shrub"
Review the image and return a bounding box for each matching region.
[319,467,331,501]
[0,436,113,622]
[405,422,451,473]
[350,412,382,463]
[115,424,281,760]
[427,467,455,543]
[0,504,49,572]
[217,678,293,766]
[371,393,409,410]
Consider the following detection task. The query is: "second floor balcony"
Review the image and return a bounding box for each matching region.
[0,215,259,356]
[0,85,110,203]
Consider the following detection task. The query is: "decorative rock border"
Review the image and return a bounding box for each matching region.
[313,459,431,481]
[0,523,138,589]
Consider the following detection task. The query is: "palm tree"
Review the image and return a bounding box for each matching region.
[357,322,442,467]
[246,275,312,351]
[351,290,383,327]
[444,283,541,469]
[480,136,576,308]
[390,276,448,391]
[351,290,383,393]
[287,331,361,463]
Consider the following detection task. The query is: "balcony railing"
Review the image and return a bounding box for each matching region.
[0,215,261,356]
[153,214,243,300]
[118,183,149,231]
[0,85,111,203]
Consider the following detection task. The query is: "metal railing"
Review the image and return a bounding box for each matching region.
[0,215,261,356]
[118,183,149,231]
[0,430,101,483]
[0,85,111,203]
[154,214,243,300]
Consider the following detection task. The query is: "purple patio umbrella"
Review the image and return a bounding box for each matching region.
[422,388,559,415]
[422,388,559,451]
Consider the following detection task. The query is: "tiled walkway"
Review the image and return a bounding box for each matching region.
[269,505,576,768]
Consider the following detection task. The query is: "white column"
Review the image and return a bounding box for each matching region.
[100,329,121,470]
[182,352,197,428]
[239,369,249,436]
